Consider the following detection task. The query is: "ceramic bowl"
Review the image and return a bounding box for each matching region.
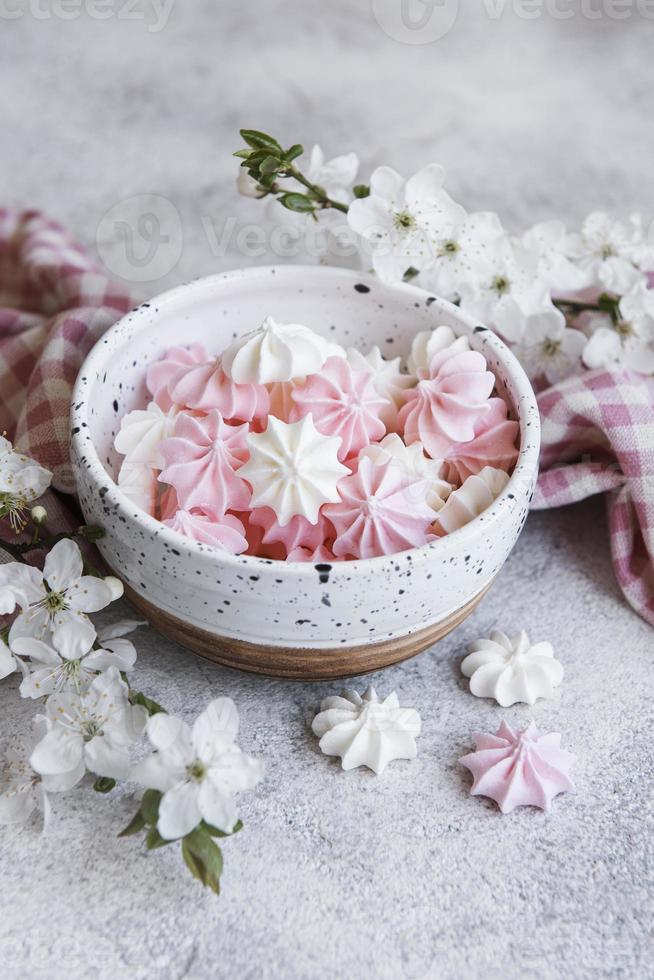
[70,265,540,679]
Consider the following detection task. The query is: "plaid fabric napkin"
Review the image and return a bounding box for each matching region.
[533,370,654,626]
[1,210,652,626]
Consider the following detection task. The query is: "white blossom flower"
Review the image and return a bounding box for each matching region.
[420,210,507,301]
[347,164,466,283]
[0,720,61,826]
[30,666,147,788]
[114,400,178,470]
[521,219,589,292]
[131,698,264,840]
[511,301,586,384]
[12,618,137,699]
[0,437,51,532]
[301,144,359,207]
[564,211,645,294]
[2,539,115,646]
[458,235,540,334]
[0,632,19,680]
[583,281,654,374]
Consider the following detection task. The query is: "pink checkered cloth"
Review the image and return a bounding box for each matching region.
[0,210,653,626]
[533,370,654,626]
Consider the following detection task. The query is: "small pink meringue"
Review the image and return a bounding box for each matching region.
[442,397,519,484]
[290,356,389,461]
[146,344,208,410]
[169,358,269,422]
[267,380,301,422]
[459,720,576,814]
[159,410,250,515]
[163,509,248,554]
[323,456,435,559]
[286,544,338,563]
[249,507,333,555]
[234,510,286,560]
[398,348,495,459]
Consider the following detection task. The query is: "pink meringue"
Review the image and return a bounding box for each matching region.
[323,456,435,559]
[235,511,286,560]
[287,544,338,563]
[459,720,576,813]
[290,356,389,461]
[267,379,301,422]
[146,344,208,410]
[249,507,333,555]
[163,509,248,554]
[159,410,250,515]
[443,397,519,484]
[398,348,495,459]
[169,359,269,422]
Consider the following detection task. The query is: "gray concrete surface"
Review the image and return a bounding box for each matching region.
[1,4,653,979]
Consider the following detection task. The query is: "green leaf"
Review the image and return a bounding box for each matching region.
[130,690,166,716]
[283,143,304,162]
[118,809,147,838]
[93,776,116,794]
[233,149,252,159]
[259,155,281,176]
[146,826,171,850]
[279,193,315,213]
[182,826,224,894]
[79,524,105,542]
[140,789,162,826]
[353,184,370,199]
[202,818,243,838]
[239,129,282,151]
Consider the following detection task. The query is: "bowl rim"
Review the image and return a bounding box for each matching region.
[71,264,540,576]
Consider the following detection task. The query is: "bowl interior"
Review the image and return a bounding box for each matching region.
[82,265,523,488]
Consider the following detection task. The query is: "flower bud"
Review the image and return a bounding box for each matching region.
[237,170,266,199]
[31,505,47,525]
[104,576,124,601]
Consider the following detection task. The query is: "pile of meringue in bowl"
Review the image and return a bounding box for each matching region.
[114,313,520,563]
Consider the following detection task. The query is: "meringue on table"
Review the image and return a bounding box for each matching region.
[461,629,564,707]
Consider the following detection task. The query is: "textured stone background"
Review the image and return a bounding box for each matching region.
[1,4,653,979]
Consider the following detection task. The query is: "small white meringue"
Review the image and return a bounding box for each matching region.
[222,315,343,384]
[407,325,470,375]
[461,629,564,707]
[312,686,421,774]
[433,465,509,535]
[239,414,348,526]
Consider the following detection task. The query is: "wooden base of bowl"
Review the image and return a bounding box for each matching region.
[121,580,493,680]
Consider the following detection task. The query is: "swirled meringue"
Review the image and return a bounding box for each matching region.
[398,348,495,459]
[170,359,269,422]
[443,397,519,484]
[433,466,510,535]
[346,345,414,430]
[324,455,435,559]
[360,433,451,512]
[163,509,248,554]
[461,629,564,706]
[312,686,421,774]
[459,720,575,813]
[267,379,301,422]
[146,343,208,410]
[291,356,389,461]
[159,410,250,515]
[407,325,470,375]
[114,400,178,470]
[222,315,343,384]
[239,414,348,526]
[249,506,333,555]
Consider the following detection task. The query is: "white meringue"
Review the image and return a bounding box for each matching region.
[346,345,414,428]
[117,458,158,514]
[222,315,344,384]
[360,433,452,512]
[239,414,348,526]
[407,325,470,375]
[312,686,421,774]
[433,465,510,534]
[114,400,178,470]
[461,629,564,706]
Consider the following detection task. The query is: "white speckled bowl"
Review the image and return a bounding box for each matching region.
[71,266,540,678]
